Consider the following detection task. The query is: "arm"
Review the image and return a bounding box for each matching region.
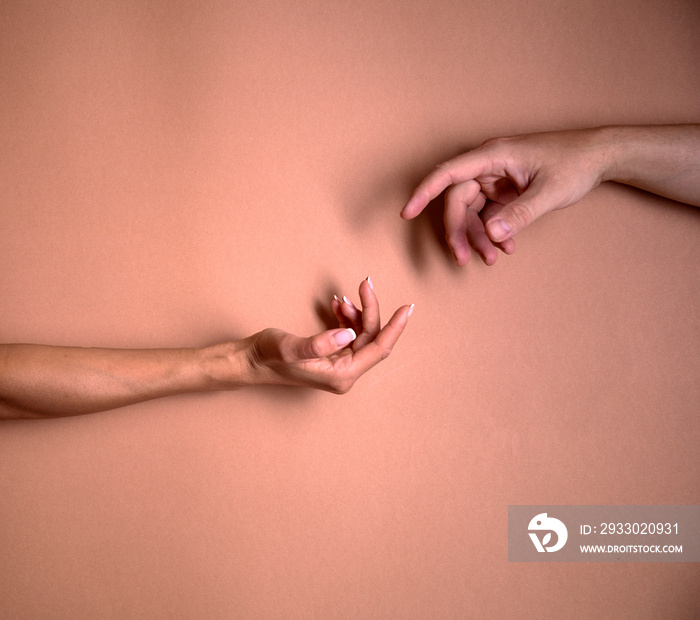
[602,125,700,205]
[0,278,412,420]
[0,344,224,419]
[401,124,700,265]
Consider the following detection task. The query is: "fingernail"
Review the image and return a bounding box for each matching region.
[367,276,373,290]
[342,296,353,307]
[408,304,415,317]
[333,295,341,303]
[333,328,356,346]
[487,219,511,241]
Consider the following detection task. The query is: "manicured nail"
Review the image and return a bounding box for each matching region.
[333,295,341,303]
[408,304,415,317]
[367,276,373,291]
[487,219,511,241]
[342,296,353,307]
[333,328,356,346]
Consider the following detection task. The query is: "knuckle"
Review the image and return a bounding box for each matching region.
[481,136,518,164]
[253,329,276,361]
[481,136,506,152]
[445,232,460,251]
[307,338,323,359]
[507,202,533,228]
[277,338,297,363]
[484,135,515,148]
[329,375,354,395]
[377,344,392,361]
[445,184,465,203]
[434,162,454,184]
[278,348,294,363]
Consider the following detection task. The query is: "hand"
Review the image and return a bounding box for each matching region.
[401,129,610,265]
[242,278,413,394]
[0,279,412,419]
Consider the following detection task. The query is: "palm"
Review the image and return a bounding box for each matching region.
[248,279,411,394]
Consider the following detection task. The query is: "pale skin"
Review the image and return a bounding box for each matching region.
[0,278,413,420]
[5,126,697,418]
[401,124,700,265]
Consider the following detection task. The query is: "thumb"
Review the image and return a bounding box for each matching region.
[484,177,557,242]
[284,328,357,361]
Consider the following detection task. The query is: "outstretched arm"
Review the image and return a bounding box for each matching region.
[0,278,412,420]
[402,124,700,265]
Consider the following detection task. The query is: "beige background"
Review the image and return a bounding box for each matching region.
[1,1,699,618]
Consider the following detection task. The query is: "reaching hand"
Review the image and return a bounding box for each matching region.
[0,278,412,418]
[401,129,610,265]
[243,277,413,394]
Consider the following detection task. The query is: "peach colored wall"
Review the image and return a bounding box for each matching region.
[1,1,699,617]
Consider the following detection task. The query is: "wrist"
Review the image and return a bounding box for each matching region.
[196,340,257,391]
[587,126,626,185]
[593,125,666,186]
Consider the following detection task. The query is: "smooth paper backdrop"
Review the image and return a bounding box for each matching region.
[1,1,699,617]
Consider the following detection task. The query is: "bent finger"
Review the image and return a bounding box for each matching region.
[401,151,492,220]
[444,181,481,266]
[465,208,499,265]
[331,296,353,329]
[352,304,412,375]
[353,277,380,350]
[479,200,516,255]
[498,238,516,254]
[484,175,556,242]
[340,295,363,334]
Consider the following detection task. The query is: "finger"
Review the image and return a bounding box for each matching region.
[281,327,357,361]
[401,152,491,220]
[479,200,516,256]
[444,181,482,266]
[480,176,520,206]
[351,304,412,375]
[499,238,516,254]
[465,208,499,265]
[484,175,554,242]
[331,296,353,329]
[341,296,363,334]
[359,277,380,335]
[354,277,380,350]
[479,198,505,222]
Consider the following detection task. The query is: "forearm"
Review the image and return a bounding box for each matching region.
[598,124,700,206]
[0,342,252,419]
